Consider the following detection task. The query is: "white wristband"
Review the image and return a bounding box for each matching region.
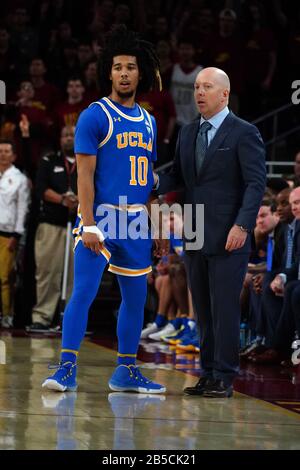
[83,225,105,242]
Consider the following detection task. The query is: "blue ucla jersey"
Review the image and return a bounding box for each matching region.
[75,97,157,205]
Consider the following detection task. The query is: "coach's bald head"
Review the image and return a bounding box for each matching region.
[194,67,230,119]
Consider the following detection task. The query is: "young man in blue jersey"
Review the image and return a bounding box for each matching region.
[42,26,166,394]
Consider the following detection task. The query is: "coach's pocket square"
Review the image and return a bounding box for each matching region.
[53,166,64,173]
[216,147,231,151]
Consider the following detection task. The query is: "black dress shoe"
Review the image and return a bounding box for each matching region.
[183,376,213,395]
[203,379,233,398]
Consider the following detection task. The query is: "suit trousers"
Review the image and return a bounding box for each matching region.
[32,223,74,326]
[0,235,16,317]
[248,285,263,335]
[273,280,300,350]
[261,273,284,348]
[184,250,249,385]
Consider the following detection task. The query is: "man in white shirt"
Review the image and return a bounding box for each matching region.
[0,139,30,328]
[170,39,203,127]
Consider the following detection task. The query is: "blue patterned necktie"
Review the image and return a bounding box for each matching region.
[195,121,212,175]
[285,226,294,269]
[266,234,274,272]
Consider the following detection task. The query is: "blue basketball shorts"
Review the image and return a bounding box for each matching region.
[72,203,153,276]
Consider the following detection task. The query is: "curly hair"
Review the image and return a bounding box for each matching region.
[97,25,161,96]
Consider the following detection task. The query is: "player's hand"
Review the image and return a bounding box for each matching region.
[225,225,247,252]
[82,232,104,255]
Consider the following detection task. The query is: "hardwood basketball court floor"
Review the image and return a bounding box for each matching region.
[0,331,299,450]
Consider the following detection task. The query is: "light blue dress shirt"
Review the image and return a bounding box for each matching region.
[200,106,229,146]
[155,106,230,190]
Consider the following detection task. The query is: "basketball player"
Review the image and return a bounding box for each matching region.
[42,26,166,394]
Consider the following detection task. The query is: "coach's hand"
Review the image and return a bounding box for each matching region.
[225,225,247,252]
[82,232,103,255]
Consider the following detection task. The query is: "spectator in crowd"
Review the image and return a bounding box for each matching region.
[170,37,203,127]
[29,58,61,112]
[177,6,215,64]
[77,41,94,72]
[146,16,171,44]
[250,187,300,364]
[27,126,77,332]
[9,7,38,72]
[287,6,300,88]
[58,22,73,44]
[45,22,75,79]
[13,80,54,175]
[0,25,19,95]
[242,198,280,349]
[174,0,207,40]
[83,60,99,103]
[266,177,290,195]
[241,1,277,118]
[56,39,81,88]
[242,190,300,361]
[137,87,176,167]
[204,8,244,114]
[293,150,300,187]
[113,3,132,29]
[0,139,30,328]
[55,77,86,133]
[155,40,174,89]
[88,0,115,36]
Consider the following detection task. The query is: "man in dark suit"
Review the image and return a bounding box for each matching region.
[252,187,300,365]
[154,67,266,397]
[242,190,300,362]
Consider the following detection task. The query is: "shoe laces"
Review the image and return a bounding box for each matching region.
[48,361,76,380]
[128,366,152,384]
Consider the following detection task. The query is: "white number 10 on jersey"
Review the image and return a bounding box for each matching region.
[129,156,148,186]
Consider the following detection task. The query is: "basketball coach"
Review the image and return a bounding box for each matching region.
[154,67,266,397]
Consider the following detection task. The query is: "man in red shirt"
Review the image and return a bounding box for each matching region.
[55,77,87,134]
[203,9,244,114]
[83,61,99,103]
[29,58,61,113]
[137,89,176,166]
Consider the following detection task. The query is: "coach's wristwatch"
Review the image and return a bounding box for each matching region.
[235,224,250,233]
